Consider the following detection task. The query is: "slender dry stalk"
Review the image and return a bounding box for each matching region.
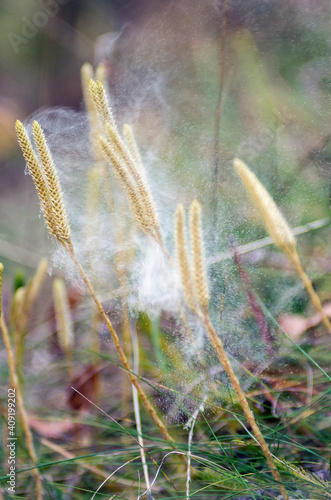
[174,203,289,500]
[84,165,103,260]
[40,438,141,487]
[15,120,55,236]
[212,0,229,235]
[200,314,289,500]
[290,251,331,335]
[234,158,331,335]
[0,396,10,486]
[231,243,274,355]
[53,278,74,379]
[98,135,157,238]
[189,200,210,312]
[105,122,159,233]
[89,78,162,243]
[95,62,108,90]
[81,64,107,164]
[66,244,174,444]
[82,64,111,382]
[184,394,207,500]
[0,264,43,500]
[113,212,135,419]
[82,68,108,363]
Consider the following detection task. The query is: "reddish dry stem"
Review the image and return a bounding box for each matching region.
[290,251,331,336]
[0,315,43,500]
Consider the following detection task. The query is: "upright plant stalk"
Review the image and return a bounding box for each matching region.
[53,278,74,379]
[184,395,206,500]
[84,166,103,260]
[175,202,289,500]
[175,205,198,313]
[15,120,175,446]
[234,158,331,336]
[81,63,98,151]
[65,244,174,443]
[199,314,289,500]
[82,64,134,413]
[0,264,43,500]
[190,200,210,312]
[123,124,146,176]
[81,64,108,372]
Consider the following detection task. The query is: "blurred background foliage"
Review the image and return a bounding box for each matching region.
[0,2,331,497]
[0,0,330,278]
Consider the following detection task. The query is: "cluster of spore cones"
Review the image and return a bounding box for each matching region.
[1,61,330,499]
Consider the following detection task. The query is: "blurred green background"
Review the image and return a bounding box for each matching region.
[0,3,331,498]
[0,0,330,279]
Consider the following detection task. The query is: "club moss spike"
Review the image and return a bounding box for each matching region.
[234,158,296,257]
[32,121,71,244]
[0,263,3,318]
[175,204,198,312]
[15,120,55,237]
[189,200,210,311]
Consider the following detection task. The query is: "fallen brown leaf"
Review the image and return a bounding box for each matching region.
[67,364,101,411]
[28,417,75,438]
[279,302,331,340]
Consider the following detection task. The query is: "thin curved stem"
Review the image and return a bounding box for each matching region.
[290,251,331,335]
[200,311,289,500]
[64,242,174,444]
